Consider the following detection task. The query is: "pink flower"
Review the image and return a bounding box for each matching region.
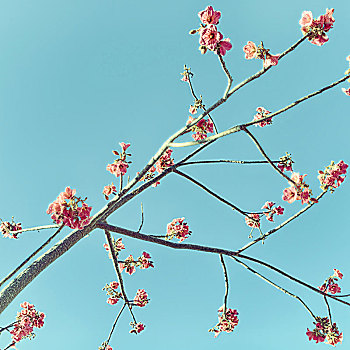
[119,142,130,152]
[327,283,341,294]
[139,252,154,269]
[333,269,343,279]
[253,106,272,127]
[342,87,350,96]
[299,11,313,27]
[134,289,149,307]
[210,306,239,338]
[189,105,197,114]
[318,160,348,191]
[107,297,119,305]
[198,6,221,25]
[155,149,174,174]
[300,188,311,205]
[325,332,343,346]
[166,217,191,242]
[181,75,189,82]
[282,186,298,204]
[243,41,257,59]
[218,38,232,56]
[123,255,136,275]
[109,281,119,289]
[245,214,260,228]
[1,220,22,239]
[306,328,326,343]
[263,54,279,68]
[199,24,223,51]
[103,183,117,200]
[106,160,129,178]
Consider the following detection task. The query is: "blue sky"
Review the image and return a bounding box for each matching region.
[0,0,349,349]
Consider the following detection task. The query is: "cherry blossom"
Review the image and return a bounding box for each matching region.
[186,116,214,140]
[139,252,154,269]
[129,322,145,334]
[218,38,232,56]
[133,289,149,307]
[342,87,350,96]
[243,41,279,68]
[198,6,221,25]
[103,237,125,259]
[155,149,174,174]
[277,153,293,173]
[318,160,348,192]
[103,281,122,305]
[262,201,284,222]
[299,9,335,46]
[103,183,117,200]
[306,316,343,346]
[209,306,239,338]
[253,106,272,127]
[10,302,45,343]
[166,217,191,242]
[47,186,92,230]
[1,219,22,239]
[333,269,343,280]
[245,214,260,228]
[243,41,257,59]
[199,24,223,51]
[107,142,132,178]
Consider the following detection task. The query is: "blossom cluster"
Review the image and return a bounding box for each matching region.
[103,281,122,305]
[10,302,45,343]
[133,289,149,308]
[282,173,317,205]
[189,6,232,56]
[98,342,113,350]
[186,115,214,141]
[180,65,193,83]
[243,41,279,68]
[106,142,131,178]
[299,9,335,46]
[318,268,343,295]
[47,187,92,229]
[261,201,284,222]
[102,183,117,200]
[342,55,350,96]
[129,322,145,334]
[277,153,293,173]
[119,252,154,275]
[252,106,272,127]
[209,306,239,338]
[166,217,191,242]
[0,218,22,239]
[306,317,343,346]
[318,160,348,193]
[103,237,125,259]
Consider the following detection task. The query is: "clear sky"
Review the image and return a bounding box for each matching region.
[0,0,349,349]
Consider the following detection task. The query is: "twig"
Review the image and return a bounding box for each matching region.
[0,224,65,289]
[169,73,350,148]
[236,191,327,253]
[0,322,16,334]
[3,342,16,350]
[243,127,297,186]
[220,254,229,315]
[217,52,233,100]
[137,202,144,233]
[178,159,283,167]
[105,303,126,345]
[96,222,350,307]
[9,224,60,235]
[104,230,137,324]
[173,169,249,218]
[324,294,333,325]
[232,256,316,320]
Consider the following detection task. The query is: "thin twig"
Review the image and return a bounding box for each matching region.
[9,224,60,235]
[179,159,282,166]
[104,230,137,324]
[173,169,249,218]
[0,224,65,289]
[243,127,297,186]
[137,202,144,233]
[324,294,333,325]
[169,73,350,148]
[232,256,316,320]
[236,191,327,253]
[217,52,233,100]
[105,303,126,345]
[220,254,229,315]
[119,175,123,194]
[96,222,350,307]
[0,322,16,334]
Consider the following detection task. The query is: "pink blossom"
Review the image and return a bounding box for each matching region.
[107,297,119,305]
[199,24,223,51]
[253,106,272,127]
[166,217,191,242]
[243,41,257,59]
[318,160,348,192]
[130,322,145,334]
[103,183,117,200]
[134,289,149,307]
[300,188,311,205]
[139,252,154,269]
[306,328,326,343]
[282,186,298,204]
[198,6,221,25]
[290,172,306,185]
[119,142,130,152]
[1,220,22,239]
[189,105,197,114]
[123,255,136,275]
[342,87,350,96]
[333,269,343,279]
[181,75,189,82]
[325,332,343,346]
[210,306,239,338]
[327,283,341,294]
[263,54,279,68]
[106,160,129,178]
[262,202,284,222]
[245,214,260,228]
[299,11,313,27]
[218,38,232,56]
[110,281,119,289]
[186,116,214,140]
[155,149,174,174]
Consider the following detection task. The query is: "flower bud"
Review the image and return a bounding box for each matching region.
[199,45,207,55]
[189,29,197,35]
